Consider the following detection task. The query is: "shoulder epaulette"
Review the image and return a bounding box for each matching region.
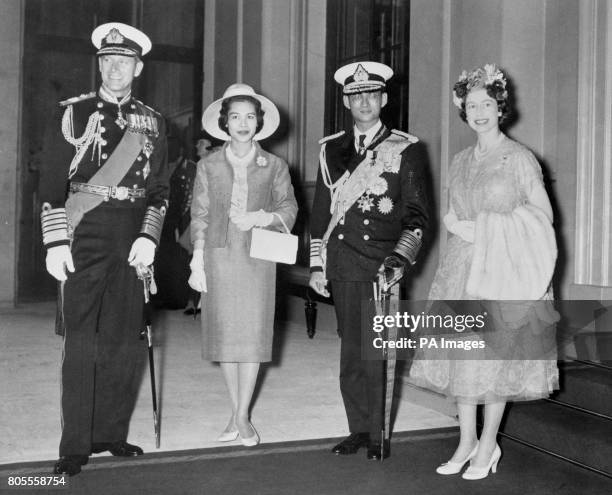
[318,130,346,145]
[391,129,419,143]
[59,92,96,107]
[133,98,161,116]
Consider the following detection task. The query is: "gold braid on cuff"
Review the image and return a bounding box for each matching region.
[309,237,323,272]
[139,205,167,245]
[393,228,423,265]
[41,203,71,248]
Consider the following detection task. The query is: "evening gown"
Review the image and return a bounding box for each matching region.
[409,135,559,404]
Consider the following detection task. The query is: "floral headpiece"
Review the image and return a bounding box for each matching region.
[452,64,508,108]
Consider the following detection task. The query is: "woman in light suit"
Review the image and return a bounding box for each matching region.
[188,84,298,446]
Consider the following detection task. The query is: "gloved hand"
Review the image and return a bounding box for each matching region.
[308,271,330,297]
[377,254,406,291]
[443,210,475,243]
[128,237,156,267]
[233,209,274,231]
[45,245,75,281]
[188,248,207,292]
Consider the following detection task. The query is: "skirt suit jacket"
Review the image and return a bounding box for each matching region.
[191,142,297,249]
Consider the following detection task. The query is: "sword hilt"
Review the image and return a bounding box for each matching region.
[136,264,157,303]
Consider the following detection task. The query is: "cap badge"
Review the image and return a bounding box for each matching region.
[353,64,369,82]
[105,28,124,44]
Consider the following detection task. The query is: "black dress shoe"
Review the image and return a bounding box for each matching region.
[53,455,89,476]
[183,307,201,315]
[331,433,370,455]
[92,441,144,457]
[366,440,390,460]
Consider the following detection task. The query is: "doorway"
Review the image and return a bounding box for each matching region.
[325,0,410,134]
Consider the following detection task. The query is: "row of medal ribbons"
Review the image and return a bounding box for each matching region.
[124,112,158,135]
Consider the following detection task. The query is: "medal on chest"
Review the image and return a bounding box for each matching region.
[127,113,160,137]
[115,107,127,129]
[354,151,394,214]
[142,160,151,180]
[141,137,154,179]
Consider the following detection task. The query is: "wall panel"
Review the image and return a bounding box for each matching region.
[0,0,23,306]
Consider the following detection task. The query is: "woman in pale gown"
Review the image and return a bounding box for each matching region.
[409,65,558,480]
[188,84,297,446]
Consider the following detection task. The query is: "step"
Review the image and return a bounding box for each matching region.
[502,400,612,475]
[554,361,612,417]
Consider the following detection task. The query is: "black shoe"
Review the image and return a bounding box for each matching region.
[53,455,89,476]
[331,433,370,455]
[183,307,201,315]
[366,440,390,460]
[92,441,144,457]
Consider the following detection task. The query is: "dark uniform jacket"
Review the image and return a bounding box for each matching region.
[310,125,430,282]
[41,91,169,241]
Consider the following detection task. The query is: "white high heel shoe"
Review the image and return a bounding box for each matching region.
[435,442,479,475]
[216,428,239,442]
[217,416,239,442]
[462,444,501,480]
[239,422,260,447]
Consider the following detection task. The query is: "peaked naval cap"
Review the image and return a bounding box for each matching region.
[334,61,394,95]
[92,22,152,57]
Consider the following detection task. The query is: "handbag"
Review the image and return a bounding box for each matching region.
[250,213,297,264]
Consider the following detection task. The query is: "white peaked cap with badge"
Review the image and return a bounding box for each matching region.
[201,83,280,141]
[91,22,152,57]
[334,61,394,95]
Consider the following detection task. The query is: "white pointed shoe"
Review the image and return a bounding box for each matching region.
[240,422,260,447]
[462,444,501,480]
[216,428,239,442]
[435,442,479,475]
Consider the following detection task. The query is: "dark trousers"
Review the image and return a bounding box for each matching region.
[59,205,146,456]
[330,280,384,439]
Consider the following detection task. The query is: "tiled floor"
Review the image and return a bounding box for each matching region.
[0,298,456,465]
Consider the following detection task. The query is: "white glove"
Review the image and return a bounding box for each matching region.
[46,245,75,281]
[443,210,475,243]
[308,271,330,297]
[233,209,274,231]
[188,248,207,292]
[377,254,405,290]
[452,221,475,243]
[128,237,156,267]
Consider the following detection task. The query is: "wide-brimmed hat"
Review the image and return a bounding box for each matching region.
[334,61,393,95]
[201,83,280,141]
[91,22,152,58]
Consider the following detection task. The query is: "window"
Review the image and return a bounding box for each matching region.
[325,0,410,133]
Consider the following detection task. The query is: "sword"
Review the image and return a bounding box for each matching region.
[374,273,400,462]
[136,264,160,449]
[192,292,201,321]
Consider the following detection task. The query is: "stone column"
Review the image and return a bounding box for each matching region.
[0,0,24,307]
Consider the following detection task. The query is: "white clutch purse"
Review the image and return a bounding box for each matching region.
[249,213,298,265]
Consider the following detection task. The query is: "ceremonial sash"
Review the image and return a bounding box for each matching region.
[65,130,146,233]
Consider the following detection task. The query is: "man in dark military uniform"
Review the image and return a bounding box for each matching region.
[309,61,430,460]
[40,22,169,476]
